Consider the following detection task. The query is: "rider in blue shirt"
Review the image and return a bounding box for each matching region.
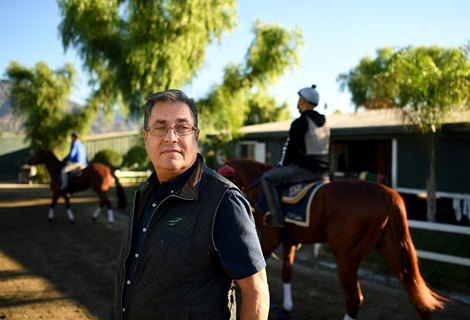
[61,132,87,191]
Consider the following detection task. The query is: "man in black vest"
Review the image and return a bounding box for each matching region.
[115,89,269,319]
[262,84,330,228]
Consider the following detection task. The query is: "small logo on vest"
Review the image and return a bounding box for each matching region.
[167,217,189,234]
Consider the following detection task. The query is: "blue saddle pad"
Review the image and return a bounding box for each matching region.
[257,181,328,227]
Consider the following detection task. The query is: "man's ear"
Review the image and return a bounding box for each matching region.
[143,130,149,143]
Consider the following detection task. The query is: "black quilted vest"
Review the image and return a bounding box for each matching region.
[115,157,237,320]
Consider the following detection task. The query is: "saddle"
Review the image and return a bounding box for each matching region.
[68,167,84,179]
[59,165,86,188]
[257,180,328,227]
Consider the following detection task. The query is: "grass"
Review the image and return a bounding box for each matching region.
[409,228,470,257]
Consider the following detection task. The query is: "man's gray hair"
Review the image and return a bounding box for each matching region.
[144,89,198,130]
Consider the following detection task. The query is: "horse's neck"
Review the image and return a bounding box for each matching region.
[239,163,266,188]
[44,154,62,178]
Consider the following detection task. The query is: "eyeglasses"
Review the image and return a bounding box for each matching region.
[146,124,199,137]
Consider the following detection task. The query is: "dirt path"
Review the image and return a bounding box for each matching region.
[0,185,469,319]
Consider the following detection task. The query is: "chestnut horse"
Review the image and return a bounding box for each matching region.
[229,158,446,320]
[29,149,126,224]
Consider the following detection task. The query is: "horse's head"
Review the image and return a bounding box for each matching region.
[28,149,59,166]
[228,158,274,195]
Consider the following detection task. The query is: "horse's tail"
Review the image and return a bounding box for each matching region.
[112,172,127,209]
[379,188,447,317]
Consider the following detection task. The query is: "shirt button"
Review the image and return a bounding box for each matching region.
[135,253,139,258]
[152,203,156,207]
[123,308,126,312]
[170,190,174,194]
[127,280,131,285]
[142,228,147,232]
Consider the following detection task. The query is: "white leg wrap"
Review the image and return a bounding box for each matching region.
[67,209,74,221]
[313,243,322,258]
[92,207,101,219]
[343,314,355,320]
[48,208,54,220]
[107,209,114,224]
[282,283,293,311]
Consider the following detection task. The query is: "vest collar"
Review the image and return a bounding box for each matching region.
[177,154,204,201]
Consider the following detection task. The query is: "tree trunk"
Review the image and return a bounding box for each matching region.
[426,134,437,222]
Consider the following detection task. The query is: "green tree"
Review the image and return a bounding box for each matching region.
[337,47,395,110]
[57,0,237,116]
[6,61,94,151]
[244,92,291,126]
[198,21,303,139]
[338,45,470,221]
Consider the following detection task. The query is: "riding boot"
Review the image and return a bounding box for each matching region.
[262,183,285,227]
[273,210,285,227]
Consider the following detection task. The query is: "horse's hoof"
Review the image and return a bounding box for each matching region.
[277,309,291,320]
[69,220,74,225]
[48,218,53,223]
[92,217,96,222]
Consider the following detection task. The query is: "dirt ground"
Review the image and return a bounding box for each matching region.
[0,185,469,320]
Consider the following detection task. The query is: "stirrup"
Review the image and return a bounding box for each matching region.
[263,212,284,228]
[263,212,274,226]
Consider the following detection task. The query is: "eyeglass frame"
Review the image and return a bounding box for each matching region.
[145,123,200,137]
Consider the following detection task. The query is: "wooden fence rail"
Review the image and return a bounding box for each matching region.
[408,220,470,267]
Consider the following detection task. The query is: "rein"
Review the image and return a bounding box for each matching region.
[246,178,261,193]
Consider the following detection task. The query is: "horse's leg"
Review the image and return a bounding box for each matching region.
[107,207,115,224]
[48,192,60,222]
[91,206,102,222]
[63,194,75,224]
[313,243,323,258]
[334,252,363,320]
[97,191,114,224]
[281,244,296,311]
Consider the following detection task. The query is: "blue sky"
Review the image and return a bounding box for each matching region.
[1,0,469,118]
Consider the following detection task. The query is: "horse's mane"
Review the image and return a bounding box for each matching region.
[44,149,60,161]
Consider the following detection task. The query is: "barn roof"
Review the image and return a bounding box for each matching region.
[239,108,470,139]
[240,109,403,135]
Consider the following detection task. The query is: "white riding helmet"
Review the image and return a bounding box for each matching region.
[298,84,320,106]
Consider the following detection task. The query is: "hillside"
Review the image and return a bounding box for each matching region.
[0,80,141,133]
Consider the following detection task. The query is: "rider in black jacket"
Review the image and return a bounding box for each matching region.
[262,84,330,227]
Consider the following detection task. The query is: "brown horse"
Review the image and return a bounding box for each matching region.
[29,149,126,224]
[229,158,447,320]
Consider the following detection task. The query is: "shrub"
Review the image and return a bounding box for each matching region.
[91,149,123,170]
[123,145,149,170]
[32,164,50,184]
